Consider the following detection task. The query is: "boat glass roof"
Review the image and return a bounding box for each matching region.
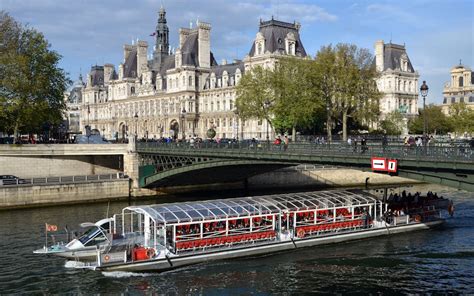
[124,190,377,224]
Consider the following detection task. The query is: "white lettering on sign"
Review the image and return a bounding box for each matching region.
[371,157,387,171]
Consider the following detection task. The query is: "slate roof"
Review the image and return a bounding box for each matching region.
[209,62,244,77]
[123,49,137,78]
[180,31,218,67]
[248,19,307,57]
[89,65,104,86]
[382,43,415,73]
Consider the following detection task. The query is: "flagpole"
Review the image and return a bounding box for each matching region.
[45,223,48,249]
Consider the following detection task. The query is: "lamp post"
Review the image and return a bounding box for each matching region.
[233,109,239,141]
[420,81,429,148]
[134,113,138,139]
[326,103,331,143]
[264,100,270,148]
[180,108,186,140]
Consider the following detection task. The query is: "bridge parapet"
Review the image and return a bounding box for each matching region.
[0,144,128,156]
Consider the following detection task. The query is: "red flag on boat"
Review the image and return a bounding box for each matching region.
[45,223,58,232]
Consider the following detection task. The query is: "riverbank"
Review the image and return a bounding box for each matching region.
[0,168,422,210]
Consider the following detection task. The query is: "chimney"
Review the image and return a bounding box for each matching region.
[375,40,384,72]
[123,44,133,63]
[179,28,191,48]
[198,21,211,68]
[175,48,182,68]
[103,64,114,84]
[118,64,124,80]
[136,40,148,77]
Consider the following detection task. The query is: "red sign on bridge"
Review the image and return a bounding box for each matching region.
[371,157,397,173]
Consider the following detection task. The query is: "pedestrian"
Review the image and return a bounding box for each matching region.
[353,137,358,153]
[283,136,289,151]
[361,137,367,153]
[347,137,352,147]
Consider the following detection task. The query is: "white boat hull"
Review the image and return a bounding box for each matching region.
[98,220,443,272]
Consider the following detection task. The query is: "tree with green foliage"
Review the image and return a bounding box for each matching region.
[311,45,338,141]
[271,57,323,141]
[331,44,381,141]
[235,65,275,129]
[380,111,404,135]
[448,102,474,135]
[409,104,452,135]
[0,11,69,140]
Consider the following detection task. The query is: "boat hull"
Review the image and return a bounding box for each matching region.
[99,220,443,272]
[33,247,98,261]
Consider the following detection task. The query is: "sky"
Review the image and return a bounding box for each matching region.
[2,0,473,105]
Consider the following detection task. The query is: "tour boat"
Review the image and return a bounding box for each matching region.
[34,190,452,272]
[33,218,115,260]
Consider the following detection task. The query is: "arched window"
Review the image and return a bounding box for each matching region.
[403,81,406,92]
[229,100,234,110]
[182,76,185,87]
[188,76,193,87]
[459,76,464,87]
[217,101,220,111]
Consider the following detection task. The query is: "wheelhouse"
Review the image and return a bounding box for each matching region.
[118,190,381,253]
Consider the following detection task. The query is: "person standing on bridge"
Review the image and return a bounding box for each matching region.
[283,136,289,151]
[382,134,388,153]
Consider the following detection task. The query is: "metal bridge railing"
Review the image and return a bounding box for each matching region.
[136,141,473,162]
[0,172,127,187]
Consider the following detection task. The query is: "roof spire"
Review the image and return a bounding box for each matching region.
[459,59,462,66]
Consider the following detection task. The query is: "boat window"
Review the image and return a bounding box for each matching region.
[78,227,106,246]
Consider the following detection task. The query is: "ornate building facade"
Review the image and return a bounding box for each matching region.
[374,40,419,118]
[441,63,474,115]
[79,7,306,141]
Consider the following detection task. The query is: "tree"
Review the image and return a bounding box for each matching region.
[408,104,452,135]
[0,11,69,140]
[271,57,323,141]
[311,45,338,141]
[312,44,381,141]
[235,65,275,129]
[380,111,404,135]
[331,44,381,141]
[448,102,474,135]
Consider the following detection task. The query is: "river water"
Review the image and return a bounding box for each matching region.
[0,184,473,295]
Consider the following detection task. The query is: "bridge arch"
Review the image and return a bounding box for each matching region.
[141,160,296,188]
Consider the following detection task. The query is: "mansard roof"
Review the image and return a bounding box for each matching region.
[123,49,137,78]
[209,62,245,77]
[383,43,415,73]
[89,65,104,86]
[159,54,175,75]
[248,19,307,57]
[180,31,218,67]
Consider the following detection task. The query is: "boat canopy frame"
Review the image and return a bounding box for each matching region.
[122,190,378,226]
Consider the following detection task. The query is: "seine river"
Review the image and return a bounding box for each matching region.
[0,184,473,294]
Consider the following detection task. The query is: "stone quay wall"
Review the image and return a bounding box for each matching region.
[0,179,130,210]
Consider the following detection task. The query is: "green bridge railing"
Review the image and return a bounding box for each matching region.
[137,141,473,162]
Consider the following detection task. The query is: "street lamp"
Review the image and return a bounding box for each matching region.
[264,100,270,147]
[134,113,138,138]
[180,108,186,140]
[420,81,429,147]
[233,109,239,140]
